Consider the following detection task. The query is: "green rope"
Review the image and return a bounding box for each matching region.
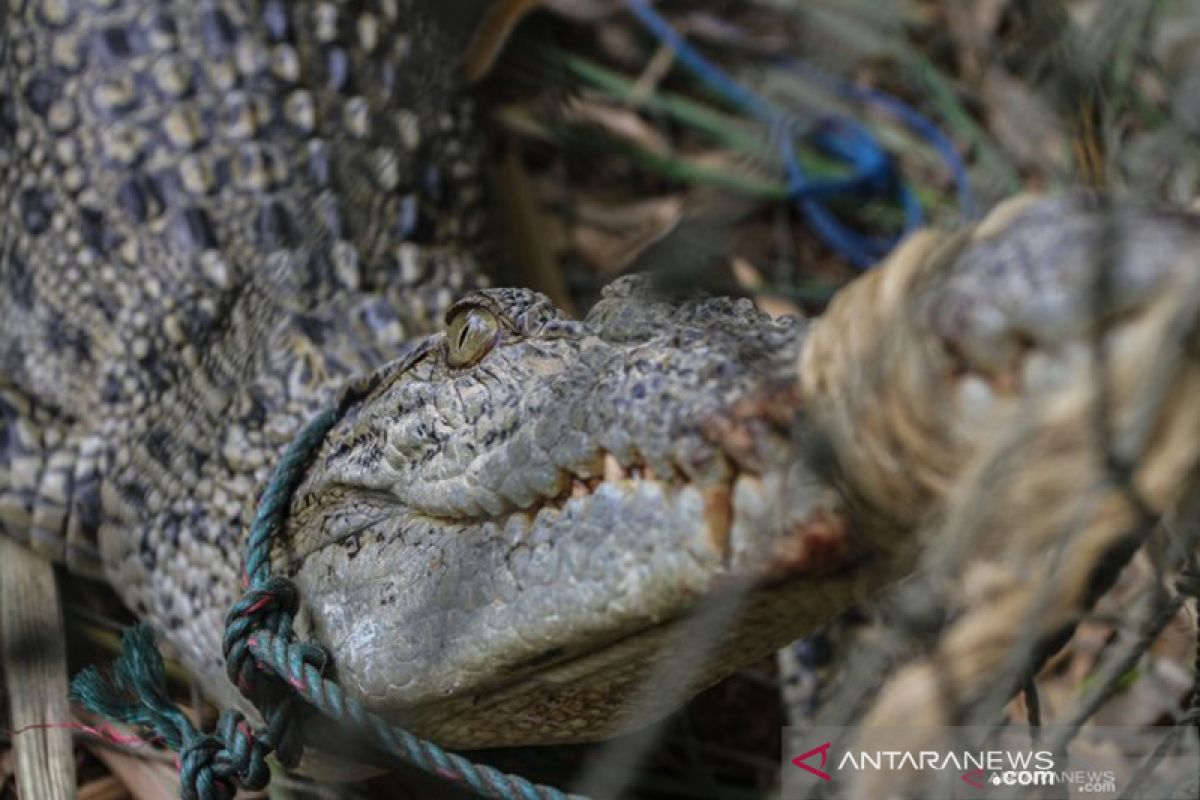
[72,404,585,800]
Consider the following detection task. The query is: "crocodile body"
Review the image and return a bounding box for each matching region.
[4,0,1200,763]
[0,0,855,749]
[1,0,483,574]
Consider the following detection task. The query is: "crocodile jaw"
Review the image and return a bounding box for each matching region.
[277,278,858,745]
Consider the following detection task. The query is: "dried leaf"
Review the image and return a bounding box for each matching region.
[84,744,179,800]
[463,0,618,82]
[494,146,575,313]
[982,67,1071,171]
[77,775,130,800]
[574,196,685,273]
[566,98,672,155]
[731,257,765,291]
[464,0,548,82]
[752,294,802,319]
[941,0,1010,81]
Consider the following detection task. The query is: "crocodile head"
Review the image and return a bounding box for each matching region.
[281,275,859,747]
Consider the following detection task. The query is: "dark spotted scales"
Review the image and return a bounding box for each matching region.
[0,0,876,750]
[0,0,486,644]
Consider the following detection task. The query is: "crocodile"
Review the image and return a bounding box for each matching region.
[0,0,861,751]
[4,0,1200,766]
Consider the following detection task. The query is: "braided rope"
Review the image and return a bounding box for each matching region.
[620,0,929,269]
[1179,564,1200,795]
[72,405,584,800]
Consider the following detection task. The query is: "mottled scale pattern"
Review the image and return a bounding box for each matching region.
[0,0,486,684]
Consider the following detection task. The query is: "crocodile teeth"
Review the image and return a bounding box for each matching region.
[703,484,733,557]
[603,453,625,482]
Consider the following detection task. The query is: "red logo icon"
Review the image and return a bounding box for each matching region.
[961,768,986,789]
[791,742,833,781]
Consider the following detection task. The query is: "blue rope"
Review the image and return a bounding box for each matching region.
[620,0,970,269]
[72,403,584,800]
[777,56,976,220]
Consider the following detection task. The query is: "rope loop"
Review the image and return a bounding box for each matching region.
[223,575,300,690]
[212,708,274,789]
[73,403,585,800]
[177,733,234,800]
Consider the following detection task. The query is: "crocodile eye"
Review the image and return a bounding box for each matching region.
[445,306,499,367]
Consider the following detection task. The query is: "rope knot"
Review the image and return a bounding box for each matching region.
[226,575,298,624]
[72,406,582,800]
[223,575,299,690]
[213,709,273,790]
[178,733,233,800]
